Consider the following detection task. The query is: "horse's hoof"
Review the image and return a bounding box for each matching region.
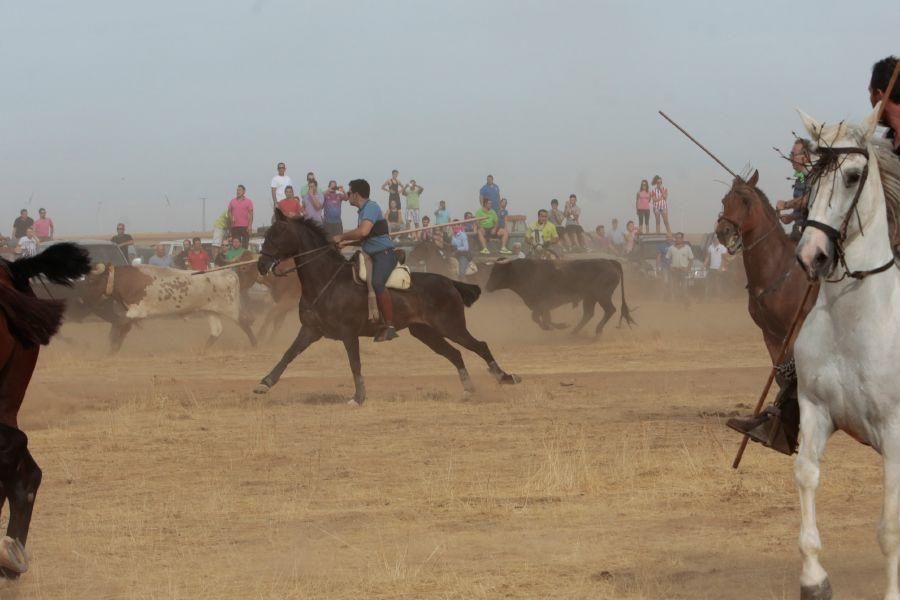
[800,579,832,600]
[0,537,28,575]
[501,374,521,385]
[253,383,271,395]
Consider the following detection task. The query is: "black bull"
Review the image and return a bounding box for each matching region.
[485,258,635,335]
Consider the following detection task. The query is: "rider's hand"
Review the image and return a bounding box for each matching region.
[775,200,787,211]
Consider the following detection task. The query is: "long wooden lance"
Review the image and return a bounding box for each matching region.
[659,111,738,178]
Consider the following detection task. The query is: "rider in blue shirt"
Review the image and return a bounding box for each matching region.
[334,179,398,341]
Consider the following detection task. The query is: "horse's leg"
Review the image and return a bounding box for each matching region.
[571,297,595,335]
[0,425,32,577]
[880,439,900,600]
[234,312,257,348]
[256,307,276,341]
[342,336,366,407]
[795,399,834,600]
[594,294,617,338]
[443,327,520,385]
[204,315,224,350]
[409,324,474,395]
[254,325,323,394]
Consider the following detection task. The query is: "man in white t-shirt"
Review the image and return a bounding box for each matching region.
[665,232,694,305]
[704,237,728,299]
[270,162,293,206]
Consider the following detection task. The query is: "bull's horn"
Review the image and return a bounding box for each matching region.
[0,536,28,574]
[91,263,106,275]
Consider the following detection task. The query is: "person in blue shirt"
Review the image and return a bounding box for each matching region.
[334,179,398,342]
[479,174,501,212]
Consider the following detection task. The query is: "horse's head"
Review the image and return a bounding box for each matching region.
[257,209,332,276]
[716,170,764,254]
[796,105,881,280]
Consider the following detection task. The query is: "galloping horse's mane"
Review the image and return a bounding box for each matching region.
[283,216,346,259]
[732,173,778,216]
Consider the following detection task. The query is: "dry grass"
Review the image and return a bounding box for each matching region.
[0,296,888,598]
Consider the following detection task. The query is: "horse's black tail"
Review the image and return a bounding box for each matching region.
[7,243,92,287]
[614,260,637,327]
[451,280,482,307]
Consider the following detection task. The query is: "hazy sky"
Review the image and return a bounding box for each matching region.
[2,0,896,236]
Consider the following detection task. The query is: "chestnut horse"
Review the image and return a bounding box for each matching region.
[255,213,520,405]
[0,242,91,576]
[715,170,818,453]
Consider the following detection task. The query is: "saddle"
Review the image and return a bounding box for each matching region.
[352,250,411,291]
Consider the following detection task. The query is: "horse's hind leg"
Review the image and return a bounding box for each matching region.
[255,325,323,394]
[409,324,475,395]
[879,439,900,600]
[443,327,520,385]
[234,313,257,348]
[0,425,34,577]
[795,399,834,600]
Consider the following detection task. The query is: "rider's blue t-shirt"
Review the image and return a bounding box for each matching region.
[358,199,394,254]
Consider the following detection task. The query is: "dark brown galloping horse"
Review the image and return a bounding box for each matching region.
[255,212,520,405]
[715,171,817,453]
[0,243,91,576]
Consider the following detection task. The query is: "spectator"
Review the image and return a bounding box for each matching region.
[300,172,316,196]
[497,197,509,232]
[636,180,651,234]
[511,242,526,259]
[15,227,39,258]
[526,209,560,252]
[475,196,511,255]
[228,184,254,248]
[186,237,211,272]
[211,209,230,259]
[302,181,324,222]
[650,175,671,234]
[12,209,33,241]
[450,221,471,278]
[34,208,54,242]
[656,234,674,299]
[869,55,899,153]
[382,170,402,211]
[387,198,404,233]
[479,175,501,212]
[323,180,346,238]
[610,218,625,254]
[278,185,303,218]
[420,215,434,241]
[624,220,638,254]
[593,225,612,252]
[549,199,568,251]
[402,179,423,238]
[705,235,729,299]
[270,162,293,207]
[111,223,135,257]
[666,232,694,305]
[463,211,475,232]
[223,236,247,262]
[174,239,191,269]
[148,244,173,268]
[434,200,450,225]
[775,138,812,239]
[565,194,586,251]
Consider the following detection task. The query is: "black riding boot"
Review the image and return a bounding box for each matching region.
[726,379,799,456]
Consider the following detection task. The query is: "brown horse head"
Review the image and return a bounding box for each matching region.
[716,170,776,254]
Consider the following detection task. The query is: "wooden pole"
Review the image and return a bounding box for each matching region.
[874,61,900,127]
[191,258,257,275]
[659,111,739,178]
[732,283,816,469]
[388,217,481,239]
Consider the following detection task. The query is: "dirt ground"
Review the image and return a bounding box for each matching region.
[0,281,886,599]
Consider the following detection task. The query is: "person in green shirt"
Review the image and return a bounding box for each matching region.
[402,179,423,237]
[475,196,511,255]
[223,236,248,262]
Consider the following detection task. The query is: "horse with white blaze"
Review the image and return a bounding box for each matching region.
[793,102,900,600]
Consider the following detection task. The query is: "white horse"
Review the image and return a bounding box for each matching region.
[794,102,900,600]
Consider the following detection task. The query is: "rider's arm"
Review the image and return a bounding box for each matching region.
[336,220,374,244]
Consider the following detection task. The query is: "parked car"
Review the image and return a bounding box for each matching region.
[631,233,707,286]
[156,237,264,258]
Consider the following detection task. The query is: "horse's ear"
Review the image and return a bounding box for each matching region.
[862,101,882,138]
[747,170,759,187]
[797,108,822,141]
[273,207,287,223]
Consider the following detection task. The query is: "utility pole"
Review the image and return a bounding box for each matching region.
[200,197,207,231]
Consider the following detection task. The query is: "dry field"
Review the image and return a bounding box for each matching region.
[0,284,886,599]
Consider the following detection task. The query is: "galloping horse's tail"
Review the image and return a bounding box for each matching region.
[615,260,637,327]
[451,280,482,307]
[7,242,92,287]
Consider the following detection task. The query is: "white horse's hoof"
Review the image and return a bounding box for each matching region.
[800,579,832,600]
[0,537,28,574]
[253,383,271,395]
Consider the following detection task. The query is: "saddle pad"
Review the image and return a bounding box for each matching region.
[357,254,412,290]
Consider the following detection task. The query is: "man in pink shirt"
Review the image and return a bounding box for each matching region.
[228,185,254,248]
[34,208,54,241]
